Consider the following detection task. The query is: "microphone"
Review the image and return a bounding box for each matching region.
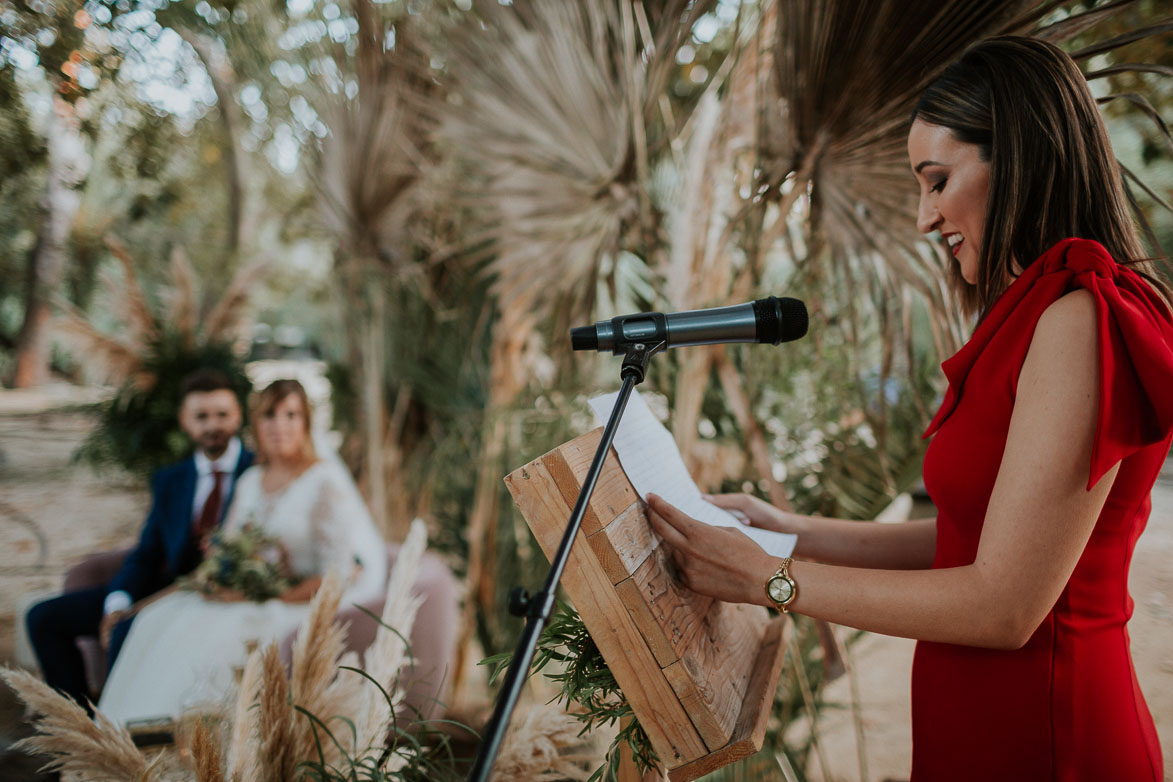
[571,296,808,354]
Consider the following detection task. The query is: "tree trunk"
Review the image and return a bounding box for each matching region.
[363,290,388,532]
[13,99,88,388]
[176,27,253,256]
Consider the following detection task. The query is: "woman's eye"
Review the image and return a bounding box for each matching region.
[930,178,947,194]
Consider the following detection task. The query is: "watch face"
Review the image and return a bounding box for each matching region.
[768,576,793,604]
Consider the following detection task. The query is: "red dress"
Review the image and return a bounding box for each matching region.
[913,238,1173,781]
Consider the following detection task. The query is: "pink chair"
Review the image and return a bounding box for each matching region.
[60,544,460,720]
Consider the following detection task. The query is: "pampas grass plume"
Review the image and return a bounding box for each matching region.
[256,643,294,782]
[191,719,225,782]
[490,702,595,782]
[352,518,428,755]
[1,666,154,781]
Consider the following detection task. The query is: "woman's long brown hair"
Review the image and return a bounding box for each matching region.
[251,379,317,467]
[913,36,1171,317]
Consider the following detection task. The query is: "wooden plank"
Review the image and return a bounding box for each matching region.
[540,427,640,538]
[682,602,766,743]
[662,659,731,750]
[626,544,714,661]
[586,499,656,584]
[504,461,708,765]
[614,576,679,668]
[667,616,790,782]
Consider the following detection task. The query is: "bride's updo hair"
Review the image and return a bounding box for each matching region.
[252,379,317,466]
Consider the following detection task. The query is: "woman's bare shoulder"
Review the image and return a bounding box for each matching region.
[1030,288,1096,359]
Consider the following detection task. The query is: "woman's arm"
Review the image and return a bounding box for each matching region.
[794,516,937,569]
[650,290,1115,650]
[708,491,937,569]
[308,463,387,602]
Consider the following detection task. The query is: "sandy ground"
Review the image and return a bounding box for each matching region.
[1,386,1171,781]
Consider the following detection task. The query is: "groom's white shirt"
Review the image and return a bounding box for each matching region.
[103,438,244,617]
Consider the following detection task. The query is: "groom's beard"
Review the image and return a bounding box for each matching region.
[197,431,234,460]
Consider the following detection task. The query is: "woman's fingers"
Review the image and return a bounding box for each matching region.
[647,505,689,550]
[648,494,698,530]
[704,492,751,510]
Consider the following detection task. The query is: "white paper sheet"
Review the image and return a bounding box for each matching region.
[589,389,797,559]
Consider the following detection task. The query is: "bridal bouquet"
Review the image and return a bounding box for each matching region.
[185,522,299,601]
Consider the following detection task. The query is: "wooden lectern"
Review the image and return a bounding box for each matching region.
[504,428,789,781]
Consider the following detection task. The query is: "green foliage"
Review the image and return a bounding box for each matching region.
[294,708,463,782]
[481,600,658,782]
[0,64,46,352]
[74,332,251,477]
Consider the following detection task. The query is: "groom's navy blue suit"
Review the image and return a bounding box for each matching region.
[26,447,253,708]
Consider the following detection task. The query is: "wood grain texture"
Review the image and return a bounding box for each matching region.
[667,616,790,782]
[540,426,639,538]
[587,499,656,584]
[503,461,708,765]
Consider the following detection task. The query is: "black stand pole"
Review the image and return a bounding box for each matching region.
[466,340,663,782]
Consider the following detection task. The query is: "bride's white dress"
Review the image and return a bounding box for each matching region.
[98,460,387,724]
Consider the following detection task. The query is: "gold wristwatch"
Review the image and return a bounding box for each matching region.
[765,557,797,613]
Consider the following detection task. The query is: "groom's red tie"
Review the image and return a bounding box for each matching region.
[195,471,226,540]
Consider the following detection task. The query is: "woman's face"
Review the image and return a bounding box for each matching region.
[908,119,991,285]
[257,393,308,464]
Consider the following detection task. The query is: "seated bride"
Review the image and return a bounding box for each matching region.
[97,378,387,724]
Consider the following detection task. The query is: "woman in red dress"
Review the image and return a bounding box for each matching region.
[646,37,1173,780]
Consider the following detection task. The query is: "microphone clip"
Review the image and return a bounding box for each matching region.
[619,338,666,384]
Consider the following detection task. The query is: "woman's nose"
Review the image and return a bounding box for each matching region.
[916,197,940,234]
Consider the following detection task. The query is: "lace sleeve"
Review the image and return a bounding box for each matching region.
[308,463,388,604]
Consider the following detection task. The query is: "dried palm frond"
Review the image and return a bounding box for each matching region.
[440,0,711,692]
[489,702,597,782]
[52,297,152,388]
[352,518,428,755]
[102,234,159,349]
[164,246,201,348]
[1,666,154,781]
[203,258,269,345]
[53,234,262,390]
[439,0,646,337]
[310,3,434,268]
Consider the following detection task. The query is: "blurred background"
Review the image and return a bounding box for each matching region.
[1,1,1171,779]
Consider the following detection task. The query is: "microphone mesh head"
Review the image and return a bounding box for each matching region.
[755,296,808,344]
[778,297,808,342]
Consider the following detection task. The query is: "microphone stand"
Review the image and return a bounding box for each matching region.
[466,339,664,782]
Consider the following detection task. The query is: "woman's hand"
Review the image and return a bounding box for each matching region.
[704,492,809,535]
[647,493,778,607]
[279,575,323,603]
[205,586,248,603]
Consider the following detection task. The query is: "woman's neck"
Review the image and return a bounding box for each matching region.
[261,457,315,493]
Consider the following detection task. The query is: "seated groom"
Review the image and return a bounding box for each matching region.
[26,368,254,709]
